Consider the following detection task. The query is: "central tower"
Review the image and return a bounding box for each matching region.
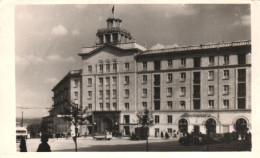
[96,15,133,45]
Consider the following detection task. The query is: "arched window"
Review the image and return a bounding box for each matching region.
[178,119,188,133]
[112,60,117,71]
[235,118,247,133]
[106,61,110,72]
[205,118,216,134]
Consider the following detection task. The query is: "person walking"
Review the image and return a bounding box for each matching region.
[37,134,51,152]
[19,136,27,152]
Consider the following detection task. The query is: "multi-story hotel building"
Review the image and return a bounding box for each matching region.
[48,14,251,137]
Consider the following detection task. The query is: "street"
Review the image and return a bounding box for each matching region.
[16,137,251,152]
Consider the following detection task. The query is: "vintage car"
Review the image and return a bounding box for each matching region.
[93,132,112,140]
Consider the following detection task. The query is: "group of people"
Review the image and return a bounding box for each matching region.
[19,134,51,152]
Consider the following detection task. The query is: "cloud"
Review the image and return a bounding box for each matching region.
[45,77,58,84]
[233,15,250,26]
[163,5,198,18]
[52,25,68,36]
[46,54,75,63]
[74,5,87,10]
[150,43,179,50]
[71,29,80,36]
[16,54,45,66]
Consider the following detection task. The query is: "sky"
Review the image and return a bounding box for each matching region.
[15,4,251,118]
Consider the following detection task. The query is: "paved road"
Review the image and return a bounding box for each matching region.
[16,137,251,152]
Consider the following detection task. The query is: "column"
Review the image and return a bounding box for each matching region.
[103,34,106,43]
[110,34,113,43]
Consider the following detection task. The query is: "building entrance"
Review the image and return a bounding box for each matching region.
[178,119,188,133]
[205,118,216,134]
[235,118,247,133]
[102,117,113,132]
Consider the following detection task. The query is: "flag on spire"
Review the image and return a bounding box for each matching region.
[112,5,115,18]
[112,5,115,14]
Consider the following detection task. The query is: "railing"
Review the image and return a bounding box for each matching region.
[97,27,132,36]
[145,40,251,55]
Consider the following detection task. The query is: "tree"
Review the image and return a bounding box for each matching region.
[27,123,41,138]
[58,101,90,152]
[136,109,154,151]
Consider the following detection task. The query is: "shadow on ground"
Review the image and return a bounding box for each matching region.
[55,140,251,152]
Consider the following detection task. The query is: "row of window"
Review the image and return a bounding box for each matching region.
[87,54,246,73]
[87,99,231,111]
[86,69,234,87]
[86,84,231,100]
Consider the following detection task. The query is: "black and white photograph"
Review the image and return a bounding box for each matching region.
[0,1,257,153]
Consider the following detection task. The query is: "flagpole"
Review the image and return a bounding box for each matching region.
[112,5,115,18]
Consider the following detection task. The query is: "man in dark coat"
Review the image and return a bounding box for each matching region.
[37,134,51,152]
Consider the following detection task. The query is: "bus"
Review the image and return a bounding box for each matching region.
[16,127,28,141]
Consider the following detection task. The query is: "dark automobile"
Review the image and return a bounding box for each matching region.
[179,133,224,145]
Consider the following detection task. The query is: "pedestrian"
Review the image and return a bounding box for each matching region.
[165,132,169,139]
[161,131,164,138]
[20,136,27,152]
[37,134,51,152]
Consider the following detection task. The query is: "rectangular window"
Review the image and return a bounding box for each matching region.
[154,61,161,70]
[99,90,103,98]
[208,100,214,109]
[154,75,160,86]
[168,59,173,67]
[238,83,246,97]
[125,103,129,110]
[105,77,110,85]
[99,64,103,72]
[142,75,147,84]
[154,101,160,110]
[100,103,103,110]
[208,71,214,81]
[168,115,172,123]
[193,100,200,109]
[125,63,130,71]
[209,56,214,65]
[143,61,147,70]
[167,88,173,97]
[193,72,200,84]
[106,103,110,110]
[142,102,147,109]
[238,98,246,109]
[180,101,186,109]
[88,104,92,110]
[124,115,130,123]
[88,91,92,99]
[113,62,117,71]
[167,74,172,83]
[113,103,117,109]
[106,90,110,98]
[223,100,229,109]
[238,54,246,65]
[223,70,229,79]
[125,89,129,98]
[167,101,172,110]
[155,115,160,123]
[181,58,186,67]
[180,72,186,82]
[224,55,229,65]
[113,90,117,98]
[208,86,214,96]
[88,78,92,86]
[124,76,129,84]
[223,85,229,95]
[180,87,186,97]
[142,89,147,98]
[112,76,117,84]
[194,57,201,67]
[74,92,78,100]
[74,80,78,88]
[238,69,246,82]
[106,63,110,72]
[99,77,103,85]
[88,66,92,73]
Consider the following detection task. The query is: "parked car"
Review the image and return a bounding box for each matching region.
[93,132,112,140]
